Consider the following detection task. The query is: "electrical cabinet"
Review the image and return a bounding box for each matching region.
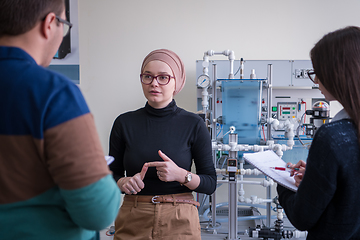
[196,59,316,88]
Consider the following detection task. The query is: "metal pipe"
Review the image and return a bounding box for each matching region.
[210,64,217,229]
[202,50,235,79]
[228,133,238,240]
[217,180,269,185]
[212,64,217,141]
[258,81,263,123]
[266,64,273,227]
[267,64,273,141]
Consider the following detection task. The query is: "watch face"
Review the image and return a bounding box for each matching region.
[186,173,192,182]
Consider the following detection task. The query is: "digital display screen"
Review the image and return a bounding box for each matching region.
[228,159,237,167]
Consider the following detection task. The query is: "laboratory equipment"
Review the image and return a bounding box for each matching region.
[248,198,308,240]
[197,74,211,88]
[277,102,297,120]
[303,101,330,137]
[196,52,320,239]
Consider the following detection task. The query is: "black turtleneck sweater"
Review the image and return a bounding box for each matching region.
[109,100,216,195]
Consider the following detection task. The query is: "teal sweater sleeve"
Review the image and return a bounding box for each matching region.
[60,174,121,231]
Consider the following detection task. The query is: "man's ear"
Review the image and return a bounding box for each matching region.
[41,13,57,39]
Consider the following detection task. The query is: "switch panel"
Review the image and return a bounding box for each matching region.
[277,102,297,120]
[294,69,312,79]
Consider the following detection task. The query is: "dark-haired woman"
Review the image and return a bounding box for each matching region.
[277,26,360,239]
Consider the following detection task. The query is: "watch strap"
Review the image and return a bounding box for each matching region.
[181,171,192,185]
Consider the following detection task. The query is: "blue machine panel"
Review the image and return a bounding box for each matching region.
[221,80,261,144]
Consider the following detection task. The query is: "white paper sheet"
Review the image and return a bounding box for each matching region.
[243,150,298,192]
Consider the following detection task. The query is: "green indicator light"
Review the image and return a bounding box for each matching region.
[272,107,277,112]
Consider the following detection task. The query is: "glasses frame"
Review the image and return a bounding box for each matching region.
[55,16,73,37]
[307,70,316,84]
[140,74,174,85]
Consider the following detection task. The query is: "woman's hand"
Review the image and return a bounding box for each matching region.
[147,150,187,183]
[117,163,148,195]
[287,160,306,187]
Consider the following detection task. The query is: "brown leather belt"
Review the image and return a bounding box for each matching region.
[124,193,200,207]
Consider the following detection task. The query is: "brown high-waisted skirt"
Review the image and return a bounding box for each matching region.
[113,193,201,240]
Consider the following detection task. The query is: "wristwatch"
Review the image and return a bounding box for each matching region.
[183,171,192,185]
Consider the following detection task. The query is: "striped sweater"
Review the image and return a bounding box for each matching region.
[0,46,120,240]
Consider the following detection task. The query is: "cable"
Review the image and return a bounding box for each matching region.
[216,124,223,138]
[304,101,307,123]
[222,129,231,138]
[216,156,222,169]
[221,156,228,169]
[250,206,265,227]
[233,60,242,77]
[262,125,266,141]
[302,101,307,135]
[205,118,211,127]
[200,194,209,208]
[296,113,306,146]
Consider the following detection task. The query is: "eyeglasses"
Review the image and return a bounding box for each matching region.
[307,70,317,84]
[140,74,174,85]
[56,16,73,37]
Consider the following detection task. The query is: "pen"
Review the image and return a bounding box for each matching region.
[271,167,300,171]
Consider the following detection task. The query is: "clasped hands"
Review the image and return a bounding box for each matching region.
[118,150,187,195]
[287,160,306,187]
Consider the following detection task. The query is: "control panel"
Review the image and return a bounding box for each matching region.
[277,102,297,120]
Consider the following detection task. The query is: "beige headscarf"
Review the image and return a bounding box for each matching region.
[141,49,186,95]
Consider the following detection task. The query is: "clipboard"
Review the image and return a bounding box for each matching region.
[243,150,298,192]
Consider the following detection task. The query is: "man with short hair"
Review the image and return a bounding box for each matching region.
[0,1,120,239]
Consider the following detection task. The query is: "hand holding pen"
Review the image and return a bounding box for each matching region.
[288,160,306,187]
[271,160,306,187]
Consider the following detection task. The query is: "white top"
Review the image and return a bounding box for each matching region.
[331,108,350,122]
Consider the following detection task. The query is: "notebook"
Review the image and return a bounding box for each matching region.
[243,150,298,192]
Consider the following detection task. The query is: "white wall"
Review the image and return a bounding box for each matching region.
[78,0,360,153]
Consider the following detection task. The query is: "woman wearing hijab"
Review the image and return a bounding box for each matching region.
[109,49,216,240]
[277,26,360,239]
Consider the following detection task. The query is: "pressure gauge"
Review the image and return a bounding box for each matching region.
[197,74,211,88]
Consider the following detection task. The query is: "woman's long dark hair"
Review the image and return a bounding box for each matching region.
[310,26,360,145]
